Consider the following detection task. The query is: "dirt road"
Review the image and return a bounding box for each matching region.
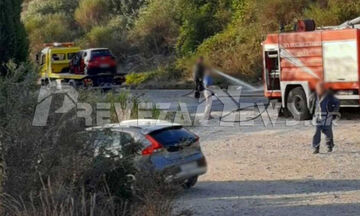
[176,119,360,216]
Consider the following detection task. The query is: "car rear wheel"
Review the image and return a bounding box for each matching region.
[287,87,311,120]
[182,176,198,189]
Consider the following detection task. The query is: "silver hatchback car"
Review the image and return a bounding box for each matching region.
[91,119,207,188]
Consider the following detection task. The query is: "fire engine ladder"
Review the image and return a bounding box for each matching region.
[319,16,360,30]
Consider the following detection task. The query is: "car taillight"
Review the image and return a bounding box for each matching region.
[142,135,163,155]
[195,135,199,142]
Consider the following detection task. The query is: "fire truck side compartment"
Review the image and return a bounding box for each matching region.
[263,28,360,109]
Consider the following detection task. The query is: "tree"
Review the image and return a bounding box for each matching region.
[131,0,180,55]
[176,0,232,56]
[0,0,29,66]
[109,0,145,17]
[75,0,111,30]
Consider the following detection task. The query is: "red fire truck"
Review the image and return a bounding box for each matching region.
[263,18,360,120]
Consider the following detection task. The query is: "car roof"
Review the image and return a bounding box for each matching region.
[89,119,182,135]
[41,47,81,54]
[84,48,110,52]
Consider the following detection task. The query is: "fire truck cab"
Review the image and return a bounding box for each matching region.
[263,19,360,120]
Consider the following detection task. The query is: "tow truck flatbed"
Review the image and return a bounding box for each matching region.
[41,73,87,80]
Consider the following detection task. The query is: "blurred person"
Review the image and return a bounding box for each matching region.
[202,69,214,120]
[193,56,205,99]
[312,82,340,154]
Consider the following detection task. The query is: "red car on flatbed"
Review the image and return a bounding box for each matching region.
[70,48,125,87]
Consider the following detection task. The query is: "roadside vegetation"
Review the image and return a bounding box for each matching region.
[2,0,360,215]
[0,63,180,216]
[19,0,360,86]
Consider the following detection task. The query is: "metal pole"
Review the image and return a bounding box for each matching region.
[338,16,360,29]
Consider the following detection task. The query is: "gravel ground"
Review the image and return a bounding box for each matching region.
[130,89,360,215]
[176,118,360,216]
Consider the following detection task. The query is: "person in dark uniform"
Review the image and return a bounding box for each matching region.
[193,57,205,98]
[312,82,340,154]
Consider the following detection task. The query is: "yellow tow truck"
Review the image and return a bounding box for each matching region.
[36,42,122,88]
[37,42,87,86]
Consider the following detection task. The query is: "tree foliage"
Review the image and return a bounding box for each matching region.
[131,0,180,55]
[18,0,360,79]
[75,0,110,30]
[176,0,233,55]
[0,0,28,65]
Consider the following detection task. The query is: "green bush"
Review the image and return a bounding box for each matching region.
[75,0,110,30]
[131,0,180,55]
[305,0,360,26]
[109,0,145,17]
[80,16,129,58]
[176,0,232,56]
[25,13,77,54]
[104,91,141,121]
[22,0,79,19]
[125,64,183,86]
[125,71,157,85]
[181,0,312,80]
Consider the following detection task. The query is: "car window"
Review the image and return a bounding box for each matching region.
[95,131,133,148]
[52,53,66,61]
[91,49,112,58]
[68,53,78,60]
[94,131,121,148]
[150,128,197,146]
[120,132,133,145]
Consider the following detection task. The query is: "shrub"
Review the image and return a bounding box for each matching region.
[131,0,180,55]
[125,71,158,86]
[176,0,232,56]
[180,0,312,81]
[22,0,80,19]
[103,91,141,121]
[109,0,145,17]
[125,64,183,86]
[304,0,360,26]
[25,13,77,55]
[0,62,177,215]
[75,0,110,30]
[80,16,129,59]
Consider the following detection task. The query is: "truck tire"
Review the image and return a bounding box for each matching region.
[287,87,311,120]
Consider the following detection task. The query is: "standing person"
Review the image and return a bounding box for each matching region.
[203,69,214,120]
[312,82,340,154]
[193,57,205,99]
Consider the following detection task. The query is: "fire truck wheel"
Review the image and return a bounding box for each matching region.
[287,87,311,120]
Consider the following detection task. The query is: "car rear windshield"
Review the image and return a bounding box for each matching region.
[91,49,112,58]
[150,127,197,146]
